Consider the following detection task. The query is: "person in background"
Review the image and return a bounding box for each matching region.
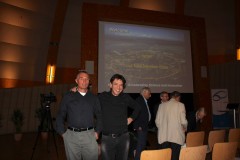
[133,87,152,160]
[153,91,169,121]
[56,70,102,160]
[186,107,206,132]
[152,91,169,148]
[150,91,169,132]
[99,73,140,160]
[155,91,187,160]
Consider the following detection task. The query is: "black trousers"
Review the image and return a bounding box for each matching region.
[159,141,181,160]
[101,132,130,160]
[134,130,148,160]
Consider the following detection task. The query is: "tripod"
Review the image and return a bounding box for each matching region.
[31,101,59,160]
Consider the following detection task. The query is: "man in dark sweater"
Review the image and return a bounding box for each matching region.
[98,74,140,160]
[56,70,102,160]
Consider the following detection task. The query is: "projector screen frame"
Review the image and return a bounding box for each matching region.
[81,3,210,94]
[81,3,212,131]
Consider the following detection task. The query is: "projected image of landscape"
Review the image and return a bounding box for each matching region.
[98,21,193,93]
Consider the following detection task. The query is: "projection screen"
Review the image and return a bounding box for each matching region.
[98,21,193,93]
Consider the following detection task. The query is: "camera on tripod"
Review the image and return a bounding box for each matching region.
[31,92,58,159]
[40,92,57,107]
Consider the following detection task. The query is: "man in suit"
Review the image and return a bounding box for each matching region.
[187,107,206,132]
[155,91,188,160]
[133,87,151,160]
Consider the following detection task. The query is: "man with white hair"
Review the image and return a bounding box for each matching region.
[187,107,206,132]
[133,87,151,160]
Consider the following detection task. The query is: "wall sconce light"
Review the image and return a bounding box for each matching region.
[46,65,55,84]
[237,48,240,61]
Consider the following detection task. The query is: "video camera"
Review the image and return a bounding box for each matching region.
[40,92,56,107]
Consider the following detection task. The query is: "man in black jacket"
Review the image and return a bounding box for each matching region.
[133,87,151,160]
[99,74,140,160]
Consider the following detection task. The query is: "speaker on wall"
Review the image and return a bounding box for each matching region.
[85,61,94,74]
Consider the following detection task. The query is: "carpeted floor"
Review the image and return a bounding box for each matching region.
[0,131,159,160]
[0,132,66,160]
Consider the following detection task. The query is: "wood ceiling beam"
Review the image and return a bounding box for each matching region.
[46,0,69,77]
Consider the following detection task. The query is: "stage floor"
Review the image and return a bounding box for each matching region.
[0,131,158,160]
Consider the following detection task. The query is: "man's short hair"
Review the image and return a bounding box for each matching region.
[78,70,88,74]
[110,74,126,88]
[76,70,89,78]
[160,91,168,97]
[140,87,151,94]
[197,107,207,115]
[171,91,181,98]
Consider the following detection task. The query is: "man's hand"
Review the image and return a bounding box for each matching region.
[70,86,77,92]
[182,127,187,132]
[95,132,99,140]
[127,117,133,125]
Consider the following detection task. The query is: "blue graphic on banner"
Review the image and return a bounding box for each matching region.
[213,112,234,129]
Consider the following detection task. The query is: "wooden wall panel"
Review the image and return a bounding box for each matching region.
[24,88,33,132]
[0,83,74,135]
[0,1,57,83]
[1,89,11,134]
[210,62,240,103]
[236,0,240,48]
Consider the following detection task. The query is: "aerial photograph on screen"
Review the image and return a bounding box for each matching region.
[98,21,193,93]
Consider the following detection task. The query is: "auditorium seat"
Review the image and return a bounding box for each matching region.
[179,145,207,160]
[186,131,205,147]
[212,142,238,160]
[207,129,226,152]
[140,148,171,160]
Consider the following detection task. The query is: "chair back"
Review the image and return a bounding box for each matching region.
[179,145,207,160]
[140,148,171,160]
[229,128,240,142]
[229,128,240,151]
[208,130,225,152]
[186,131,205,147]
[212,142,238,160]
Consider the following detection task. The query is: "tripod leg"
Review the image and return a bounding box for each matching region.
[46,110,51,155]
[31,109,48,160]
[48,110,59,159]
[30,130,41,160]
